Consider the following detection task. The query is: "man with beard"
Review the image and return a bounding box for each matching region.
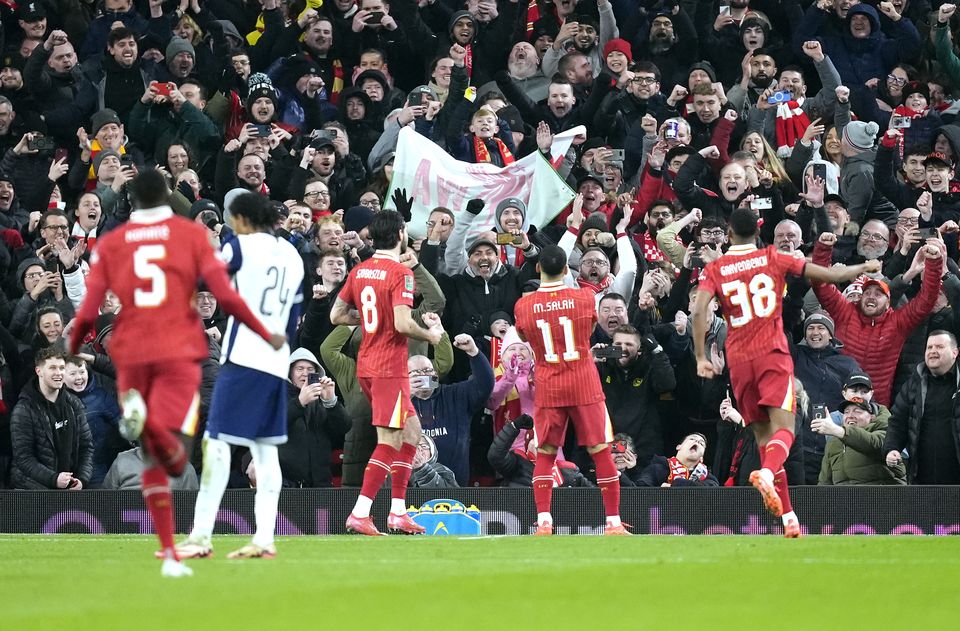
[23,29,96,145]
[636,200,677,265]
[595,61,677,143]
[496,72,613,136]
[629,8,699,89]
[543,4,617,81]
[657,211,726,270]
[812,232,943,406]
[273,15,345,105]
[81,28,150,125]
[845,219,892,266]
[479,42,548,104]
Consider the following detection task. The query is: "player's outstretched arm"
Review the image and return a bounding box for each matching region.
[803,259,882,285]
[330,297,361,326]
[690,288,716,379]
[202,261,283,348]
[395,306,443,345]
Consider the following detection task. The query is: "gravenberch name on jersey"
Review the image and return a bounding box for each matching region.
[533,299,575,313]
[720,255,768,277]
[355,268,387,280]
[124,225,171,242]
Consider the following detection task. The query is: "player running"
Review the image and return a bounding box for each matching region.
[68,172,284,577]
[173,192,304,560]
[691,209,880,537]
[330,210,444,536]
[513,245,628,536]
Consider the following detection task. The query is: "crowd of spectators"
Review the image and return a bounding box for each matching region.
[2,0,960,492]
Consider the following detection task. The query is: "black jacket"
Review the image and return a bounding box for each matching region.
[487,421,593,488]
[279,382,351,487]
[637,455,720,487]
[10,380,92,489]
[884,362,960,483]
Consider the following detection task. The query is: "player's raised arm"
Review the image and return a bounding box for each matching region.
[802,233,883,285]
[68,252,109,354]
[690,288,717,379]
[330,296,361,326]
[395,307,444,345]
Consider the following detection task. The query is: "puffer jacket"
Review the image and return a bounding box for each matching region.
[72,371,127,486]
[819,408,906,485]
[10,380,92,489]
[812,240,942,406]
[487,421,593,488]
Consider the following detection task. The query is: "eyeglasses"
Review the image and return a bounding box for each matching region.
[887,74,907,86]
[897,216,919,225]
[24,272,45,279]
[304,190,330,198]
[581,259,609,268]
[426,220,452,228]
[649,211,672,219]
[360,199,381,208]
[409,368,436,377]
[630,77,657,85]
[700,229,725,237]
[43,224,69,232]
[860,231,888,243]
[196,295,216,303]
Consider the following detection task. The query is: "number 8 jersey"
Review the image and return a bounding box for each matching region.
[514,281,605,408]
[698,244,806,364]
[338,253,415,378]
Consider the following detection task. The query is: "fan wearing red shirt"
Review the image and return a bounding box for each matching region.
[330,210,444,537]
[691,208,879,537]
[68,171,284,577]
[514,245,628,536]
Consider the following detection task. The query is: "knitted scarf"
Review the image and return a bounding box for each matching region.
[526,0,540,35]
[71,222,98,253]
[775,100,810,158]
[577,274,614,294]
[667,457,709,483]
[86,141,127,190]
[473,135,515,165]
[499,245,525,268]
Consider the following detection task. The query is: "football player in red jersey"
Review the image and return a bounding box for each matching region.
[330,210,444,536]
[691,208,880,537]
[514,245,629,536]
[68,171,285,577]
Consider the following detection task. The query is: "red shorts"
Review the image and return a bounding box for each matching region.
[534,400,613,448]
[729,351,796,425]
[359,377,416,429]
[116,361,202,437]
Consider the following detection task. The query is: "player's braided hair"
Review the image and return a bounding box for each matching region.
[229,192,278,231]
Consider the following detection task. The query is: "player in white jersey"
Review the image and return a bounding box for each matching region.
[174,193,304,560]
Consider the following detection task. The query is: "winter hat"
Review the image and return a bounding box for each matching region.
[580,211,610,235]
[93,149,121,173]
[495,197,527,228]
[687,61,717,84]
[804,311,835,338]
[903,81,929,103]
[603,38,633,63]
[343,205,375,234]
[165,36,195,61]
[91,108,122,135]
[488,310,514,326]
[842,121,879,151]
[283,54,320,84]
[94,313,116,347]
[246,73,278,114]
[529,16,559,42]
[500,326,530,356]
[355,69,389,98]
[449,10,476,34]
[498,105,529,136]
[190,198,220,220]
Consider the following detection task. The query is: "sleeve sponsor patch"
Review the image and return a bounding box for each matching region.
[404,275,415,292]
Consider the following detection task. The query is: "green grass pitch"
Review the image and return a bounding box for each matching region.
[3,535,958,629]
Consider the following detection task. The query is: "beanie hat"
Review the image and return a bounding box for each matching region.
[246,72,278,114]
[495,197,527,229]
[688,61,717,84]
[603,38,633,63]
[903,81,930,103]
[488,310,514,326]
[355,69,389,96]
[580,211,609,235]
[93,149,121,172]
[165,36,195,61]
[94,313,116,347]
[529,16,559,42]
[91,108,122,135]
[448,10,475,35]
[843,121,879,151]
[804,311,835,338]
[343,205,375,234]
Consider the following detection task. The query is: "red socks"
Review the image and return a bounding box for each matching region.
[762,429,794,475]
[774,468,793,514]
[591,446,621,519]
[532,451,557,515]
[142,425,187,477]
[359,443,397,500]
[391,442,417,502]
[142,466,176,559]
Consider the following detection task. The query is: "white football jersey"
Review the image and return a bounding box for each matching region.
[220,232,304,379]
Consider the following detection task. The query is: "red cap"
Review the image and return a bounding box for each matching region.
[861,278,890,297]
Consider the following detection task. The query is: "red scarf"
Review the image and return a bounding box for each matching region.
[465,44,473,79]
[525,0,540,35]
[499,245,525,267]
[667,457,709,483]
[577,274,614,294]
[774,100,811,158]
[473,135,515,165]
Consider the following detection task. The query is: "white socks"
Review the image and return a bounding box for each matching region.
[782,511,798,525]
[537,512,553,525]
[390,499,407,516]
[606,516,622,528]
[249,442,281,548]
[190,438,231,542]
[352,495,374,518]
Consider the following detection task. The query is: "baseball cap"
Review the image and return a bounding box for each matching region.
[17,1,46,21]
[843,371,873,390]
[839,396,872,414]
[577,173,603,189]
[861,277,890,298]
[823,193,847,208]
[467,235,498,254]
[923,151,954,169]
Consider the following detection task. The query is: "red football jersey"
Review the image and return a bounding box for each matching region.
[514,281,605,408]
[698,244,806,364]
[73,211,243,367]
[338,253,415,378]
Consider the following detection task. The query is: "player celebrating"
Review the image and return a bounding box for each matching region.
[173,193,304,560]
[68,171,285,577]
[330,210,444,536]
[513,245,628,536]
[691,209,880,537]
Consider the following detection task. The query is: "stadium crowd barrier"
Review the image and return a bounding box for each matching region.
[2,487,958,536]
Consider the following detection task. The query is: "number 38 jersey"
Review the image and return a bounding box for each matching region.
[699,244,806,364]
[220,232,304,379]
[514,281,605,408]
[338,253,415,378]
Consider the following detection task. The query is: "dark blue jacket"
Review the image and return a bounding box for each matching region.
[413,352,495,485]
[74,372,126,486]
[795,4,920,86]
[792,341,862,412]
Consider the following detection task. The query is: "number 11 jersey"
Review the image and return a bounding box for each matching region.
[338,253,415,379]
[514,281,605,408]
[698,244,806,364]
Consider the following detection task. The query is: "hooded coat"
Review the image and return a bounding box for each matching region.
[820,407,906,485]
[337,87,380,166]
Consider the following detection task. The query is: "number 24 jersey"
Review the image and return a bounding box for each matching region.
[338,253,415,379]
[698,244,806,364]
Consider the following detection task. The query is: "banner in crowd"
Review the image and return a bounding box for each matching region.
[5,487,959,536]
[385,126,582,240]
